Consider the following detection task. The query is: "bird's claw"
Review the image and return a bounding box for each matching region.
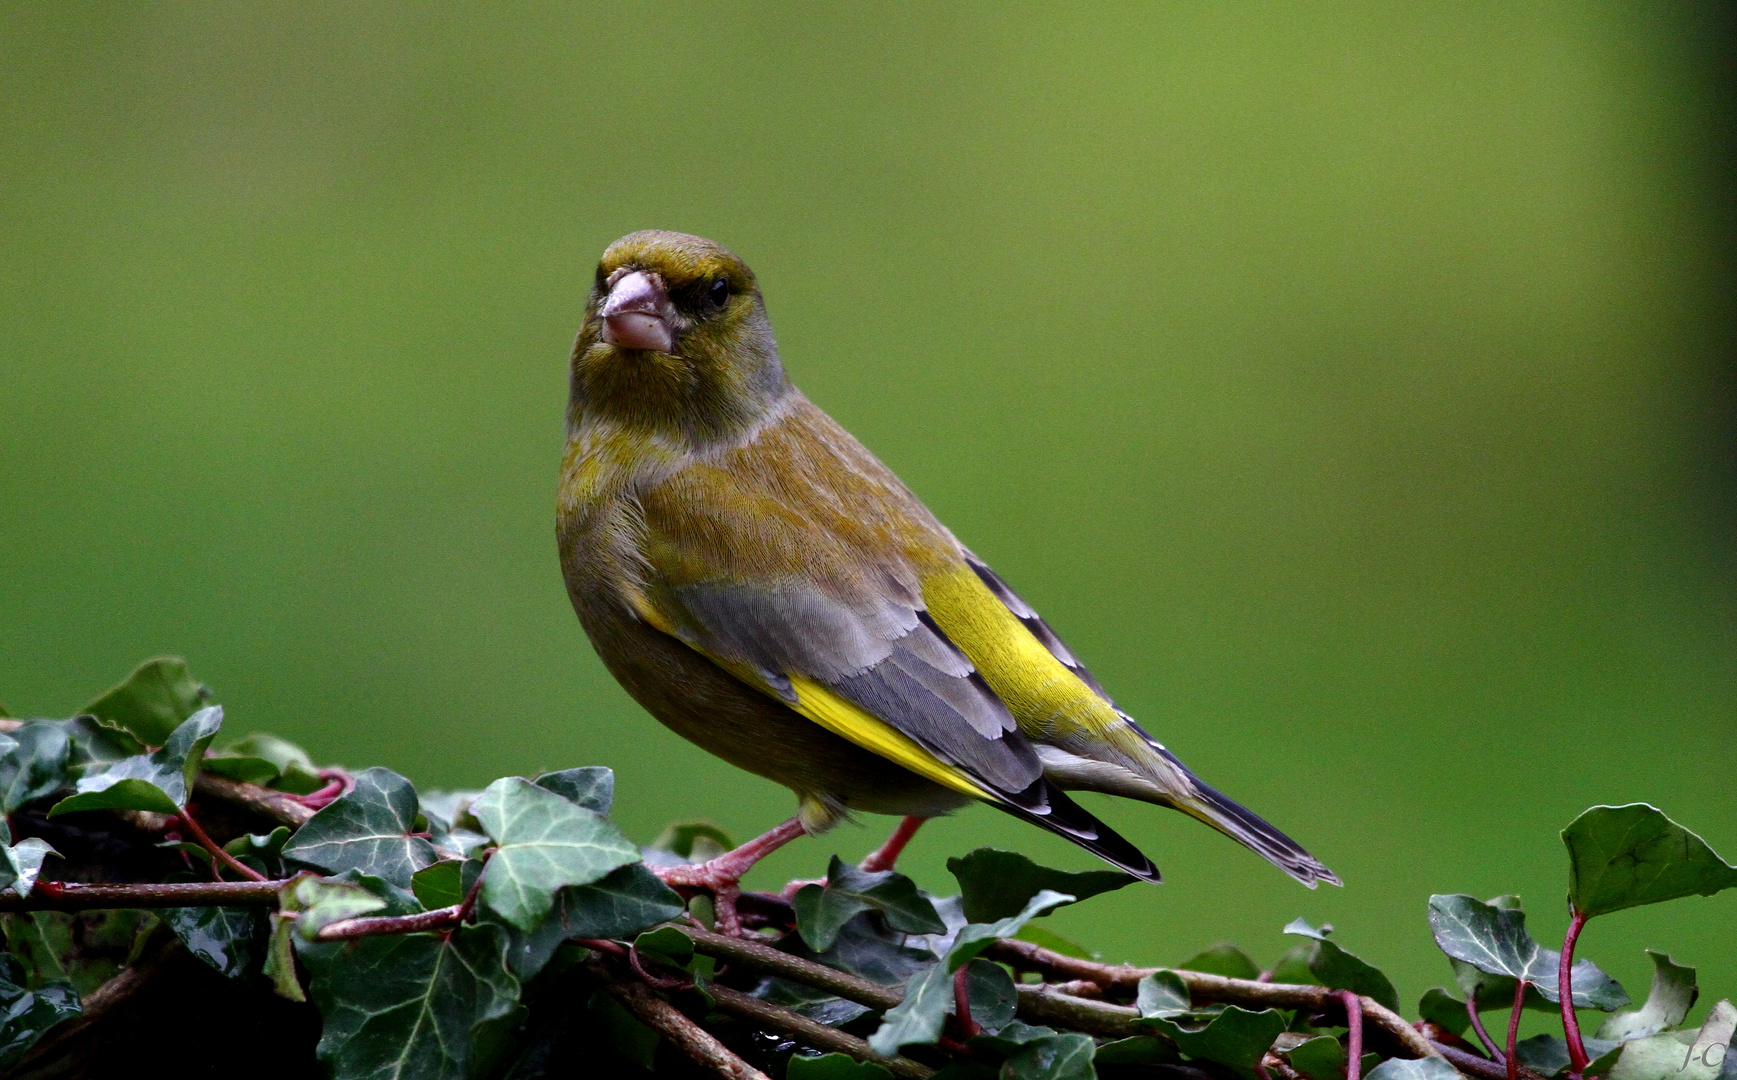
[655,860,749,936]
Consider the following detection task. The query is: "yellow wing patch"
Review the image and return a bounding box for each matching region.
[787,675,992,801]
[921,564,1123,740]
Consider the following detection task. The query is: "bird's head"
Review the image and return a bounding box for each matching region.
[570,230,788,445]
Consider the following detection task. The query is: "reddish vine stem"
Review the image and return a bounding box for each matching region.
[1467,988,1505,1063]
[1506,981,1527,1080]
[1559,908,1591,1075]
[1341,990,1364,1080]
[953,963,981,1038]
[175,803,269,882]
[451,866,488,928]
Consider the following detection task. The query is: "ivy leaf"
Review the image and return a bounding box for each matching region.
[868,890,1072,1056]
[1094,1036,1181,1066]
[533,767,614,816]
[1014,925,1097,961]
[946,848,1134,923]
[298,923,522,1080]
[282,767,439,888]
[761,912,937,1027]
[1418,987,1472,1036]
[648,820,734,863]
[1002,1030,1098,1080]
[80,657,211,747]
[48,706,223,817]
[1284,1035,1353,1080]
[1364,1057,1462,1080]
[1597,952,1698,1043]
[412,861,465,911]
[283,873,391,940]
[162,905,268,980]
[204,733,324,794]
[223,826,290,879]
[0,722,71,812]
[0,955,80,1070]
[794,855,946,951]
[1601,999,1736,1080]
[1178,943,1262,980]
[786,1053,894,1080]
[469,777,640,931]
[1428,894,1629,1009]
[0,820,57,897]
[1136,970,1193,1018]
[1564,805,1737,918]
[1284,918,1400,1012]
[964,957,1018,1034]
[1140,1005,1289,1072]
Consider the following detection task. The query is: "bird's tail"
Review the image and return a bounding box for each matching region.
[993,779,1163,883]
[1166,770,1341,888]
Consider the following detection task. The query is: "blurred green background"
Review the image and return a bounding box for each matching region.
[3,4,1733,1026]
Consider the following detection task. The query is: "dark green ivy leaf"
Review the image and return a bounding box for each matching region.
[946,848,1134,923]
[48,706,223,817]
[786,1053,894,1080]
[1597,951,1698,1043]
[282,767,439,889]
[868,890,1072,1056]
[1427,894,1629,1009]
[162,905,268,980]
[1284,918,1400,1012]
[1178,943,1262,980]
[493,863,685,980]
[0,955,80,1070]
[533,767,614,816]
[1284,1035,1353,1080]
[1140,1005,1289,1071]
[1563,805,1737,919]
[299,923,522,1080]
[412,861,465,911]
[1417,987,1472,1036]
[80,656,211,747]
[0,722,71,812]
[1002,1030,1097,1080]
[204,732,323,794]
[795,855,945,951]
[469,777,640,931]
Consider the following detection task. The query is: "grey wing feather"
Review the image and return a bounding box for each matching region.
[673,581,1045,799]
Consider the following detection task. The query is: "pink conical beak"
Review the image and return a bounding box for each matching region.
[600,270,676,353]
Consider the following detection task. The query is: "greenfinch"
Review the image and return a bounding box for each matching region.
[558,230,1337,929]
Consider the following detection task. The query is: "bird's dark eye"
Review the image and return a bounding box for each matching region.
[708,278,731,308]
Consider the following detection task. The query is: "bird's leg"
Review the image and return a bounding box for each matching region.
[654,816,807,936]
[859,815,929,873]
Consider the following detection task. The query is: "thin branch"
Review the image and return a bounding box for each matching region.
[587,958,771,1080]
[983,938,1444,1060]
[672,924,901,1010]
[706,982,933,1080]
[0,880,283,910]
[1014,984,1144,1037]
[193,773,316,828]
[314,905,463,941]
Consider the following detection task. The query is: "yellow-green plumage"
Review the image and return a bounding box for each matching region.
[558,230,1337,887]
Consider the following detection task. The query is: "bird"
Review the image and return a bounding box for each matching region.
[557,230,1338,932]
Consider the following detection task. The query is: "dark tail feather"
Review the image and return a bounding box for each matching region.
[993,780,1162,883]
[1172,773,1341,888]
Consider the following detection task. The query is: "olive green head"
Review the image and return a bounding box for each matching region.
[570,230,788,444]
